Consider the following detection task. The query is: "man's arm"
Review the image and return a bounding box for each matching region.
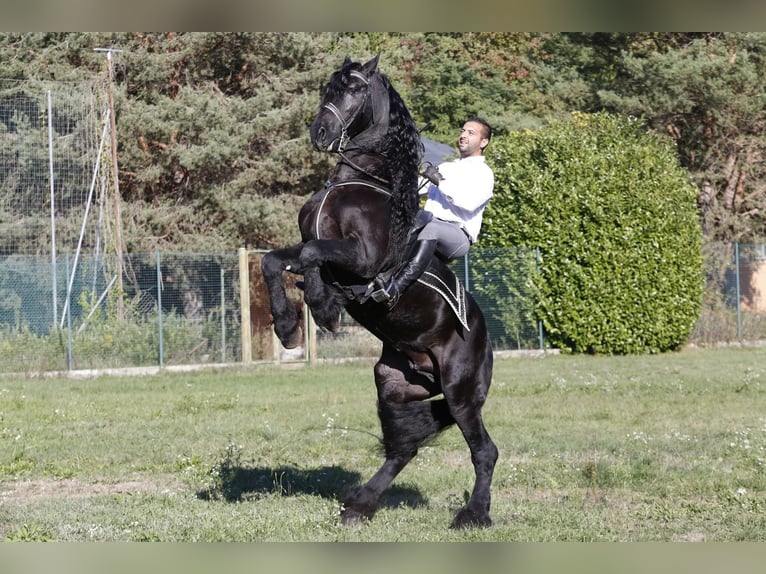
[438,163,494,212]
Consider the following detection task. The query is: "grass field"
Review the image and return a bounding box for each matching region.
[1,345,766,542]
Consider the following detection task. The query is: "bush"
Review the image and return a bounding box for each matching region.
[482,112,704,354]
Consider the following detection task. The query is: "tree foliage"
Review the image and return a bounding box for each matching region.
[556,33,766,243]
[483,113,704,354]
[114,32,341,251]
[5,32,762,354]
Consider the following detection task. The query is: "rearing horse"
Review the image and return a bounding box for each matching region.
[261,55,497,528]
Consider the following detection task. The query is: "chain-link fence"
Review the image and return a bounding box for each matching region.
[692,242,766,344]
[0,251,242,373]
[2,244,766,374]
[0,78,105,257]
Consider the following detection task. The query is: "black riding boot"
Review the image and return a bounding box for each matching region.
[372,239,437,306]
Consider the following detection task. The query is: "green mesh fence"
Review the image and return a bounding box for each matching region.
[1,245,765,373]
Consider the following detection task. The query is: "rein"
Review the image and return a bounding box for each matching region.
[337,150,389,186]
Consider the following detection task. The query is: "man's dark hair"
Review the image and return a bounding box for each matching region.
[466,115,492,145]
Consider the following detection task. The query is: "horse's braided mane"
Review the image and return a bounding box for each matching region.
[374,73,422,269]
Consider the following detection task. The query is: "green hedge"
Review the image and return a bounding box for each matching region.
[481,112,703,354]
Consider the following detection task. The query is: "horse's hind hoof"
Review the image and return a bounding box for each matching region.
[450,507,492,529]
[340,507,369,526]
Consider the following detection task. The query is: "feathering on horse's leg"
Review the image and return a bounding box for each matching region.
[449,416,497,529]
[340,398,454,525]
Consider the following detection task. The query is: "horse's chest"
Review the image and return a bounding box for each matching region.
[298,197,327,241]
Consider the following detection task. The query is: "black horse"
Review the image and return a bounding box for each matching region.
[261,55,497,529]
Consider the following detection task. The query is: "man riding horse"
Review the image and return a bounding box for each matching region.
[372,116,494,307]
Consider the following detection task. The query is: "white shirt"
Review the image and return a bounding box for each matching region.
[419,155,494,243]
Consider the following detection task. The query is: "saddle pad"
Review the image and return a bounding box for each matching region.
[417,268,470,332]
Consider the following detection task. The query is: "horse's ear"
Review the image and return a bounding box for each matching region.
[343,56,352,66]
[361,54,380,76]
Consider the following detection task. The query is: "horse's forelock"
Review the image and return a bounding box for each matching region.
[322,60,366,105]
[322,70,344,103]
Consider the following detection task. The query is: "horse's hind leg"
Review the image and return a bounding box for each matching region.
[442,349,498,529]
[261,245,304,349]
[341,392,455,524]
[449,410,497,529]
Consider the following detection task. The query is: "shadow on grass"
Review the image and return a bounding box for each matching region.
[196,464,427,509]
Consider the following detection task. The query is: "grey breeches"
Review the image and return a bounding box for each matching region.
[417,218,471,260]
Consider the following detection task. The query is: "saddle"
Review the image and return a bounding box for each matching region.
[332,209,470,332]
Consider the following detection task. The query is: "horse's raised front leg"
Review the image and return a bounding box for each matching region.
[299,237,381,279]
[301,266,342,333]
[261,244,305,349]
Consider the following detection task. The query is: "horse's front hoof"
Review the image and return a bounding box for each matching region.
[313,309,341,333]
[449,507,492,529]
[277,325,303,349]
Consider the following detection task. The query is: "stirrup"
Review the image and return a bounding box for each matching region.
[367,275,389,302]
[370,277,400,307]
[371,288,392,304]
[371,281,395,303]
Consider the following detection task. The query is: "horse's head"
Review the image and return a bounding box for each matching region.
[310,54,383,153]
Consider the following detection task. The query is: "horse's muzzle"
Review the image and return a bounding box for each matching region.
[310,126,338,152]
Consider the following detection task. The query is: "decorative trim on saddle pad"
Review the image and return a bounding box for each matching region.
[416,269,470,332]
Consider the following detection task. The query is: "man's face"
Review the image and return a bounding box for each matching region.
[457,121,488,158]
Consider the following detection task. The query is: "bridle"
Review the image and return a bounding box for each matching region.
[322,69,374,154]
[321,69,392,186]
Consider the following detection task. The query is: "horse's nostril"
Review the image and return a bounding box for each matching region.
[317,127,326,143]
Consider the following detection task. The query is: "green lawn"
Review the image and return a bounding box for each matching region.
[1,346,765,541]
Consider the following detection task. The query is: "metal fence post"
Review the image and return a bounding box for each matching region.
[48,90,58,328]
[464,252,470,292]
[220,262,226,363]
[156,248,164,367]
[735,242,742,341]
[535,246,544,350]
[65,253,73,371]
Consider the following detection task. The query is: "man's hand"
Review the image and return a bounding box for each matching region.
[421,163,444,185]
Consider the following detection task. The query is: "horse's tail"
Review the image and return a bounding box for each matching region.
[377,398,454,458]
